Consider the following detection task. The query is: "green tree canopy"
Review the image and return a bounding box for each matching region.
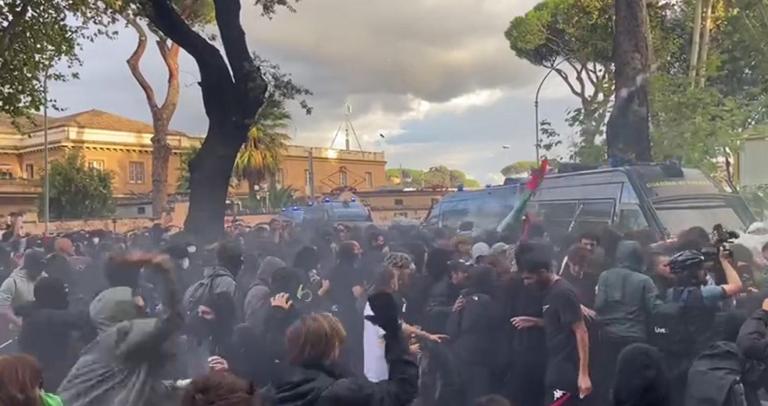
[0,1,116,121]
[501,161,539,177]
[42,149,115,219]
[386,168,425,188]
[234,98,293,196]
[505,0,614,162]
[176,145,199,192]
[387,167,480,189]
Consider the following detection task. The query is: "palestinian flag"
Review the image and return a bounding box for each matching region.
[496,159,549,238]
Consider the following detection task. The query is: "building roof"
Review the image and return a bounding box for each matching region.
[0,113,46,134]
[0,109,186,136]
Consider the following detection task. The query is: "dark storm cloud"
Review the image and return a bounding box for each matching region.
[243,0,542,105]
[45,0,573,180]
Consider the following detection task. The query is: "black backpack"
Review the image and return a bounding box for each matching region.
[184,267,234,315]
[685,342,748,406]
[649,287,703,355]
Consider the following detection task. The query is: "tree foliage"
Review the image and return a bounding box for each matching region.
[245,183,297,212]
[176,145,199,192]
[0,0,116,121]
[422,166,481,189]
[119,0,216,217]
[137,0,309,240]
[501,161,540,177]
[644,0,768,173]
[506,0,768,173]
[234,98,293,194]
[42,149,115,219]
[386,168,425,188]
[386,167,480,189]
[505,0,614,159]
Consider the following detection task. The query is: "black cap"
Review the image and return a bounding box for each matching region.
[164,244,190,260]
[23,249,47,272]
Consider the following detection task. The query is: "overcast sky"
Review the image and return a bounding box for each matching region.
[49,0,579,184]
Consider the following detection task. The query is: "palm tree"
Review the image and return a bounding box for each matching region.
[176,145,199,193]
[234,98,292,199]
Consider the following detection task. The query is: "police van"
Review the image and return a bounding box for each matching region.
[498,161,755,241]
[423,181,524,231]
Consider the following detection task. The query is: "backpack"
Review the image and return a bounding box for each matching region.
[685,342,748,406]
[649,287,703,355]
[184,267,234,315]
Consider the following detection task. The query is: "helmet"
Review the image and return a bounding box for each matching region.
[668,250,705,274]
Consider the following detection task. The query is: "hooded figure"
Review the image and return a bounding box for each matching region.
[244,256,286,332]
[58,266,184,406]
[594,241,663,405]
[595,240,661,340]
[613,343,671,406]
[16,277,90,391]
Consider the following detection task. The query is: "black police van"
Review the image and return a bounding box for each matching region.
[498,162,755,242]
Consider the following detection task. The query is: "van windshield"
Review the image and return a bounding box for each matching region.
[328,202,370,221]
[651,196,749,236]
[435,193,517,230]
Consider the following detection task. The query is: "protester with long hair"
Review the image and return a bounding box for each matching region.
[272,292,418,406]
[0,354,64,406]
[180,373,258,406]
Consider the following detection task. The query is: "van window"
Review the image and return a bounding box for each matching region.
[620,183,640,204]
[617,205,649,233]
[536,201,579,238]
[570,200,614,234]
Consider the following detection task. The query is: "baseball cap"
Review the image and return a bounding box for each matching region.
[471,242,490,264]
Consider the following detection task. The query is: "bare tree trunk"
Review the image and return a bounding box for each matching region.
[147,0,267,242]
[606,0,652,163]
[644,0,655,66]
[125,18,181,219]
[689,0,703,87]
[696,0,714,88]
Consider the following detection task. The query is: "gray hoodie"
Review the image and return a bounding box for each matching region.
[244,256,285,332]
[57,286,184,406]
[595,241,661,341]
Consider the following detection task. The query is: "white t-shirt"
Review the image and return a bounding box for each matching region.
[363,302,388,382]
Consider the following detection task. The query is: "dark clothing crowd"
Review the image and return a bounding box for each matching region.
[2,218,768,406]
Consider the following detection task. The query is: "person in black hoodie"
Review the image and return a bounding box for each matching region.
[736,298,768,406]
[612,343,671,406]
[16,276,91,391]
[426,260,469,334]
[325,240,366,373]
[446,265,501,406]
[271,292,418,406]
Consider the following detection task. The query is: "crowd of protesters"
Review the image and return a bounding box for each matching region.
[1,214,768,406]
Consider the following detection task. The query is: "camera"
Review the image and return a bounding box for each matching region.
[700,224,739,262]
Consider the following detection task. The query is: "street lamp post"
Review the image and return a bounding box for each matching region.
[43,69,50,235]
[502,144,511,164]
[534,59,567,164]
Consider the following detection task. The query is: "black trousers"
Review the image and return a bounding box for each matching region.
[592,335,641,406]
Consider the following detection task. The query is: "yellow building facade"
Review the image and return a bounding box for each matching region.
[0,109,387,216]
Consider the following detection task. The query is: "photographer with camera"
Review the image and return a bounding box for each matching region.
[650,247,743,406]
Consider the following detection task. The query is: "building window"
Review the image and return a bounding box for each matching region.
[0,164,14,180]
[394,198,404,206]
[340,170,348,186]
[128,161,145,184]
[25,163,34,179]
[365,172,373,188]
[137,207,146,215]
[88,160,105,171]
